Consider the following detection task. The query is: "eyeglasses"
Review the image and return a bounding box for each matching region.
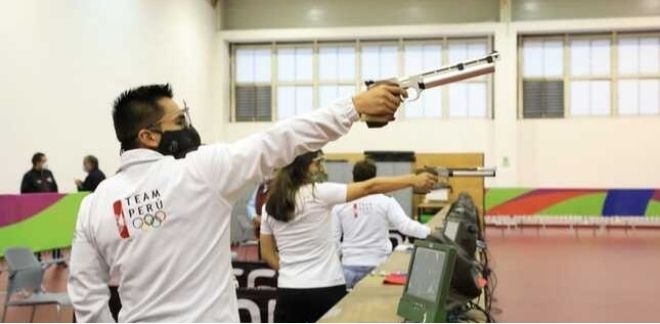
[123,100,195,145]
[181,100,193,128]
[148,100,194,130]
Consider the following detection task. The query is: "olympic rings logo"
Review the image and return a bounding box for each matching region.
[131,210,167,230]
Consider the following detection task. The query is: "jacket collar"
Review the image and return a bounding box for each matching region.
[118,149,165,173]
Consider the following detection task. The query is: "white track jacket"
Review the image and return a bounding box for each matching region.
[68,98,359,322]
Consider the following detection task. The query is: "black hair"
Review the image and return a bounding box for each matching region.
[31,152,45,166]
[112,84,173,150]
[265,151,322,222]
[353,159,377,182]
[84,155,99,170]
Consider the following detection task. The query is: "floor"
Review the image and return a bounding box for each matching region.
[2,229,660,322]
[487,227,660,322]
[0,250,74,323]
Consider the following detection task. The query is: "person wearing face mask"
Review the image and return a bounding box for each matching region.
[68,82,407,322]
[21,152,64,263]
[21,152,59,194]
[74,155,106,192]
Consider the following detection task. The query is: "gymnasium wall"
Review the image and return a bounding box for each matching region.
[1,1,658,193]
[0,0,222,194]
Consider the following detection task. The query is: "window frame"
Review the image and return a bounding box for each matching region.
[518,30,660,119]
[517,35,566,119]
[614,31,660,117]
[401,38,445,119]
[445,37,494,119]
[566,33,613,117]
[317,41,359,110]
[230,43,275,122]
[274,42,316,120]
[231,36,494,123]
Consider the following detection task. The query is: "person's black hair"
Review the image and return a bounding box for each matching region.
[266,151,322,222]
[353,159,377,182]
[31,152,45,166]
[84,155,99,170]
[112,84,173,150]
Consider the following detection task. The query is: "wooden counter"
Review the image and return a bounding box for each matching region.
[319,206,450,323]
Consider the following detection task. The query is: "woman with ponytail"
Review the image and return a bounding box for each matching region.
[260,150,438,323]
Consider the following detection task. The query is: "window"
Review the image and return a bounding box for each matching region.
[233,47,272,121]
[521,38,564,118]
[447,40,489,118]
[403,43,442,118]
[361,43,398,81]
[319,45,356,108]
[522,39,563,78]
[519,31,660,118]
[569,38,611,116]
[231,38,492,122]
[617,35,660,115]
[276,46,313,120]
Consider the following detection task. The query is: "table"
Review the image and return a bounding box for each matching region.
[319,206,450,323]
[417,202,449,223]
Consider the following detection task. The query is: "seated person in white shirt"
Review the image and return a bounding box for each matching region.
[333,159,432,289]
[260,151,438,323]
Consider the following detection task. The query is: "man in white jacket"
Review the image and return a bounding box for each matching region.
[67,83,405,322]
[333,159,431,289]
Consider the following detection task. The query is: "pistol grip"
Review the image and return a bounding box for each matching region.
[360,115,390,128]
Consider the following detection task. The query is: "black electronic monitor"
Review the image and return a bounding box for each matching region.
[444,218,461,242]
[442,193,480,256]
[425,195,484,300]
[397,241,456,323]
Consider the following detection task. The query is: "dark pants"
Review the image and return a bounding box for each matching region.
[34,249,62,262]
[52,248,62,259]
[275,285,347,323]
[109,286,121,322]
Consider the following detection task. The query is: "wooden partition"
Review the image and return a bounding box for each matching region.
[325,152,485,228]
[414,153,484,219]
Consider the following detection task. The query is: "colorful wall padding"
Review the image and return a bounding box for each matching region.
[1,189,659,256]
[0,192,88,256]
[485,189,660,217]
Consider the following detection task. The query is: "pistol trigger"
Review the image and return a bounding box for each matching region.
[404,84,423,102]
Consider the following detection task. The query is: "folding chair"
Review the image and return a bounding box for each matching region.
[1,247,70,323]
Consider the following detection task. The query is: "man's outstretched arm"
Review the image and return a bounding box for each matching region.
[192,84,405,199]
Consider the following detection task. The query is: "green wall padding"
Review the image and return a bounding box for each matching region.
[0,192,87,257]
[537,193,607,216]
[485,188,531,210]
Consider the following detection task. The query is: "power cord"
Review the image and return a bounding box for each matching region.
[468,301,496,323]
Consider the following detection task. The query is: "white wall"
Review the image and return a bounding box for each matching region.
[218,17,660,189]
[1,2,658,193]
[0,0,221,194]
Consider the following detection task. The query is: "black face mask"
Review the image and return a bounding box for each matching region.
[156,126,201,159]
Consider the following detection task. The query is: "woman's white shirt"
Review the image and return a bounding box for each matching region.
[261,182,347,288]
